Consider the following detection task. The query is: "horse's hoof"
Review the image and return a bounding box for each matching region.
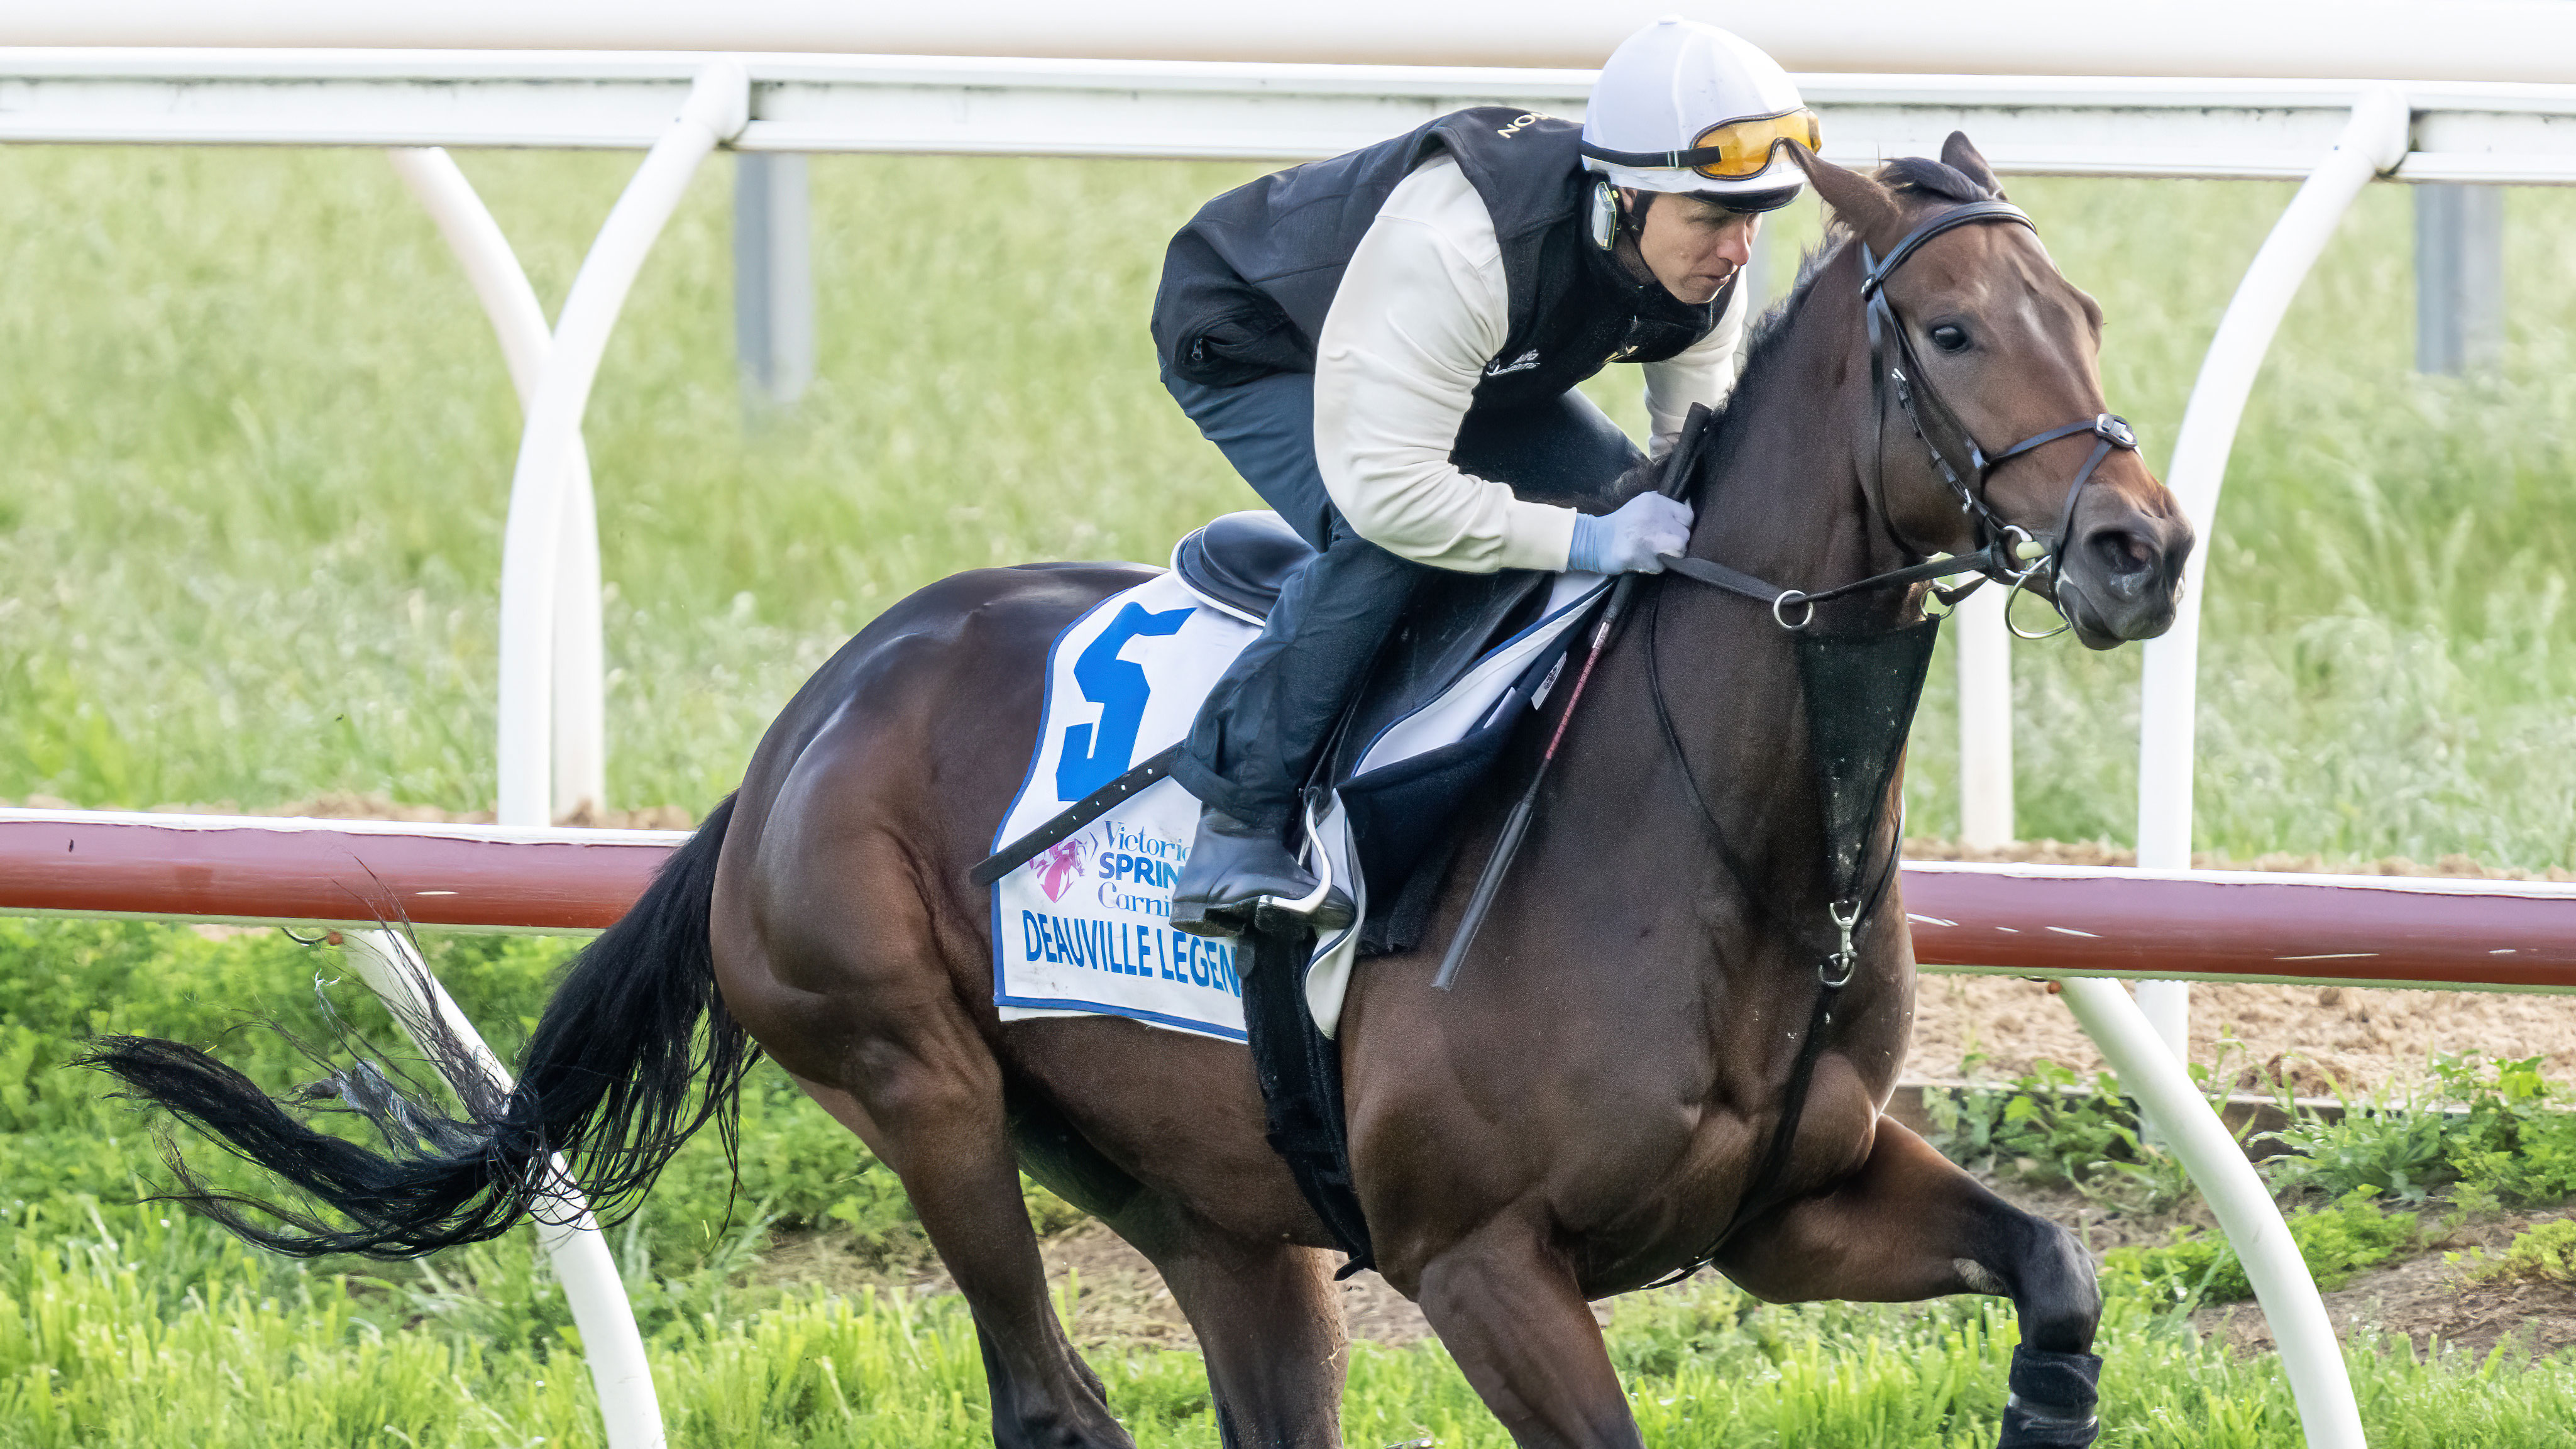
[1996,1345,2101,1448]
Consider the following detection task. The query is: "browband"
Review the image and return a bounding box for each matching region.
[1859,200,2035,299]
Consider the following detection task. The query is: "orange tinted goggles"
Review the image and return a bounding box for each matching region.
[1687,109,1823,180]
[1577,107,1822,182]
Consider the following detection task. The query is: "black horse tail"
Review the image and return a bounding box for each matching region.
[83,795,754,1260]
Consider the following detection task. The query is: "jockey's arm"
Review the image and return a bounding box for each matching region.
[1313,157,1747,574]
[1312,157,1575,575]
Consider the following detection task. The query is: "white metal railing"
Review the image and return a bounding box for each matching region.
[6,52,2576,181]
[16,48,2576,1449]
[9,0,2576,87]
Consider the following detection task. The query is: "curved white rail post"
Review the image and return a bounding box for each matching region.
[1954,583,2015,848]
[493,60,750,827]
[2128,90,2413,1059]
[2057,977,2364,1448]
[389,147,608,823]
[339,929,666,1449]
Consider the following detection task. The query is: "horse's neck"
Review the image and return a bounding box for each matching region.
[1627,245,1916,888]
[1689,246,1903,600]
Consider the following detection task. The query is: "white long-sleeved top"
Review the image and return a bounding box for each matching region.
[1311,154,1748,574]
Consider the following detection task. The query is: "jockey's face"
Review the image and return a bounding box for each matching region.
[1626,190,1759,306]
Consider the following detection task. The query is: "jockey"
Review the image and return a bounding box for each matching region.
[1153,18,1815,938]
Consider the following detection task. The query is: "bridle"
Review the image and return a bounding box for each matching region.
[1656,195,2140,639]
[1628,194,2144,1286]
[1860,198,2139,637]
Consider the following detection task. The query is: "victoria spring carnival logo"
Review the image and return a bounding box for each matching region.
[1030,836,1091,903]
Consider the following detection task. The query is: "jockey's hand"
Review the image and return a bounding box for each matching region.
[1568,492,1695,574]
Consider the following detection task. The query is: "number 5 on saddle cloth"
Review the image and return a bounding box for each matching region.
[977,510,1609,1044]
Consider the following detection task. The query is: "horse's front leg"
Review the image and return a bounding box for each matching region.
[1713,1116,2105,1449]
[1411,1218,1642,1449]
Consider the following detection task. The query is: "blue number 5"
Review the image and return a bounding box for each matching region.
[1056,603,1192,800]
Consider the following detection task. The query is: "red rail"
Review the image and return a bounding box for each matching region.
[0,809,676,934]
[3,810,2572,991]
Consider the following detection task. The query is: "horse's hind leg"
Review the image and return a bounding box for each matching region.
[1713,1116,2105,1448]
[1113,1196,1348,1449]
[774,1049,1130,1449]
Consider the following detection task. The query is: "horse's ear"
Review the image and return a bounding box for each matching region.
[1783,143,1905,250]
[1940,131,2007,200]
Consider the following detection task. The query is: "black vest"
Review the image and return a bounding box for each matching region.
[1150,108,1730,409]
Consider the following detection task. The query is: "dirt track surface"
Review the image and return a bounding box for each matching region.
[1908,974,2576,1093]
[2195,1209,2576,1361]
[906,1211,2576,1360]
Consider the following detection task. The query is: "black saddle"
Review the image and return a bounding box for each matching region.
[1170,510,1314,622]
[1173,508,1568,955]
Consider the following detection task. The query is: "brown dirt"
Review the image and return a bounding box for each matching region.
[881,1220,1450,1351]
[769,1206,2576,1360]
[2195,1209,2576,1361]
[1908,974,2576,1094]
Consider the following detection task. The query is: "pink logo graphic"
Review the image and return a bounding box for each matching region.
[1031,837,1091,902]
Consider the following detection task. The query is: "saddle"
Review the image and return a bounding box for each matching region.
[1172,510,1566,955]
[1169,510,1314,622]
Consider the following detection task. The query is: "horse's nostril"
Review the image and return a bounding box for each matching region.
[2088,529,2155,577]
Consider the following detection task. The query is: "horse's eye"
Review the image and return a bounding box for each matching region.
[1929,324,1971,353]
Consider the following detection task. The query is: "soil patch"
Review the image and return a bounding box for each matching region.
[2194,1209,2576,1361]
[1909,975,2576,1092]
[901,1220,1443,1351]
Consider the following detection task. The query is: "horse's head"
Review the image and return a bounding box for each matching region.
[1789,135,2193,647]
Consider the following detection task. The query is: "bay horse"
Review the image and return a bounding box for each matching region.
[95,137,2189,1448]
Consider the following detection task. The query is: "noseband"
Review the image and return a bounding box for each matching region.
[1861,199,2139,636]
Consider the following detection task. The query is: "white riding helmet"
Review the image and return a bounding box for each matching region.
[1582,16,1814,210]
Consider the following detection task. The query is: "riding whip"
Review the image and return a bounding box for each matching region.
[1431,404,1714,991]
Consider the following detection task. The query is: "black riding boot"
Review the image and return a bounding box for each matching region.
[1167,524,1421,939]
[1170,807,1356,939]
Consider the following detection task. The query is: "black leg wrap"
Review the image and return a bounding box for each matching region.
[1998,1344,2102,1448]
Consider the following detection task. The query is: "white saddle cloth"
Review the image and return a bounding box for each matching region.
[989,565,1606,1043]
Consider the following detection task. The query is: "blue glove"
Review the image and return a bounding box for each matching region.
[1567,492,1695,575]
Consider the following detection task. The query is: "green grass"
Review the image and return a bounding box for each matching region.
[1,146,2572,865]
[6,918,2575,1446]
[10,1201,2575,1448]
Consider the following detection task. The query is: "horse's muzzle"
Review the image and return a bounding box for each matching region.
[2054,514,2195,649]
